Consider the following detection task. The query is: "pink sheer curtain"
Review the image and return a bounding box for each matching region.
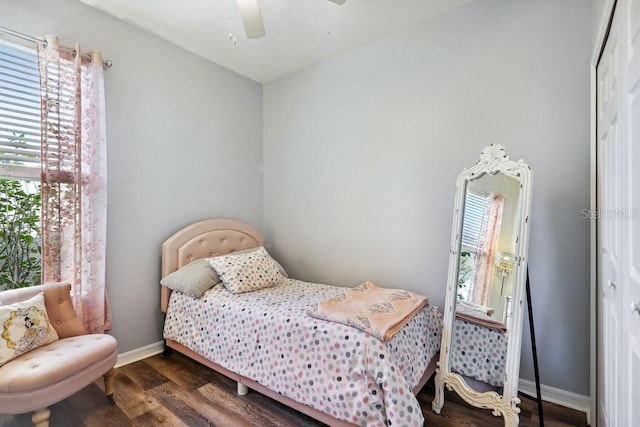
[471,193,504,307]
[37,36,111,333]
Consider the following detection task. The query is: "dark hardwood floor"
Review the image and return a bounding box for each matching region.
[0,351,588,426]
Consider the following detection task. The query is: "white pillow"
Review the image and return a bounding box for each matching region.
[208,246,284,294]
[160,258,220,298]
[0,292,59,366]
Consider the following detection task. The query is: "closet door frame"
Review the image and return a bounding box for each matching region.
[591,1,618,426]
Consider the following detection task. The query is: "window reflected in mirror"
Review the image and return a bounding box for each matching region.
[456,173,520,329]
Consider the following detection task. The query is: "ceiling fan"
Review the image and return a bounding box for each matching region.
[237,0,347,39]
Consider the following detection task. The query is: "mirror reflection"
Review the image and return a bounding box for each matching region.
[456,173,520,329]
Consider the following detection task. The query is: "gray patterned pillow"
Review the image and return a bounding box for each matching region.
[208,246,283,294]
[160,258,220,298]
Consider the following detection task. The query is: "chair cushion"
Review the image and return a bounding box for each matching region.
[42,283,88,338]
[0,282,88,338]
[0,334,117,394]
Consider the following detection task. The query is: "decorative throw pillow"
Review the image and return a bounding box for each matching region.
[160,258,220,298]
[223,247,289,277]
[208,246,284,294]
[0,292,59,366]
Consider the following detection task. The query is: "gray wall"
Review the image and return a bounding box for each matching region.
[593,0,612,41]
[264,0,592,396]
[1,0,264,353]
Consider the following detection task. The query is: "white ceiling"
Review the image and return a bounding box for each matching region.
[77,0,474,83]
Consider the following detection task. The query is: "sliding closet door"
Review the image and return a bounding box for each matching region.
[597,1,640,425]
[596,5,624,425]
[621,1,640,426]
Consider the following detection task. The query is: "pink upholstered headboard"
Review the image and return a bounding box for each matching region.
[160,219,264,312]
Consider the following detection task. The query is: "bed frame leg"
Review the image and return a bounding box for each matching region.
[162,339,173,356]
[237,382,248,396]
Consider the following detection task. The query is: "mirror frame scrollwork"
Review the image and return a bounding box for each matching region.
[432,144,533,427]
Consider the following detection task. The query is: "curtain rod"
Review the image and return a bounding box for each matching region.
[0,25,112,69]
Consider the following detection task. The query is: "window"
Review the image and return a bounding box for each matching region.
[0,39,42,290]
[0,39,41,179]
[1,32,110,329]
[461,190,490,252]
[457,190,490,300]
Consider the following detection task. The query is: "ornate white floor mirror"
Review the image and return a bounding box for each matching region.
[432,144,533,426]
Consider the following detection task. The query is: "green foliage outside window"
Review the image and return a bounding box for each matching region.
[0,179,41,290]
[0,132,42,290]
[457,251,475,300]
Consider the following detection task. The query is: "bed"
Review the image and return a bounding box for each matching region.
[160,219,442,427]
[451,303,509,388]
[450,317,508,387]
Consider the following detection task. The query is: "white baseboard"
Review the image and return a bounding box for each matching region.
[519,378,591,425]
[116,344,591,425]
[115,341,164,368]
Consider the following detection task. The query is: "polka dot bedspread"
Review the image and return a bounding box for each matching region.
[449,317,508,386]
[163,278,442,426]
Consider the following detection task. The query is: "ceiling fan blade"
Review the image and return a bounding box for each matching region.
[328,0,347,4]
[237,0,266,39]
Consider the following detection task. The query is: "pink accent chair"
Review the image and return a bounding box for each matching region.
[0,282,117,427]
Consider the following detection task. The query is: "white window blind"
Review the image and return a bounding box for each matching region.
[0,39,41,180]
[461,190,489,252]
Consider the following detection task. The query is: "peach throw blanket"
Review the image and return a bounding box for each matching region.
[307,281,429,342]
[455,312,507,332]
